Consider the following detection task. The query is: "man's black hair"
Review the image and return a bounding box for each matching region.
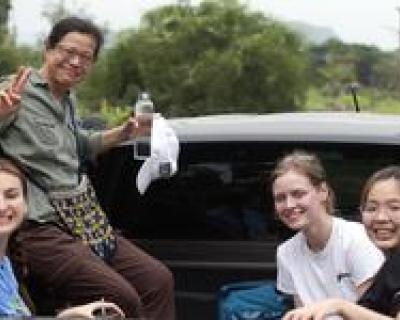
[45,16,104,59]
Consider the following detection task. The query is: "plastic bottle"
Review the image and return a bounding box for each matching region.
[133,92,154,160]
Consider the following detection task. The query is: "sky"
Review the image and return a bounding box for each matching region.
[8,0,400,51]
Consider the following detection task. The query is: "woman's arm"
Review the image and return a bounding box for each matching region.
[293,295,303,308]
[356,278,374,297]
[283,299,393,320]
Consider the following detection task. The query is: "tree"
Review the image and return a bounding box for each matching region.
[0,0,10,42]
[0,0,10,25]
[373,52,400,94]
[310,40,385,89]
[42,0,71,25]
[0,0,21,76]
[81,0,309,116]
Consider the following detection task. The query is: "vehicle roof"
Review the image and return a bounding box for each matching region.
[168,112,400,144]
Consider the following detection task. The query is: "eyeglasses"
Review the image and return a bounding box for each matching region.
[55,44,94,65]
[361,201,400,220]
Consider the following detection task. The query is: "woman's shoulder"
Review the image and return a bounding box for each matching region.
[333,217,368,238]
[277,232,303,256]
[385,250,400,270]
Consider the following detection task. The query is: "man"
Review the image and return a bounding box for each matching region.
[0,16,175,320]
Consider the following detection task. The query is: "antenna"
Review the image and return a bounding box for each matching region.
[348,82,360,113]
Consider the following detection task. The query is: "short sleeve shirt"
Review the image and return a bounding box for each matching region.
[277,217,385,305]
[0,257,31,317]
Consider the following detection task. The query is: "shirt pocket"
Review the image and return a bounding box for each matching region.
[31,119,59,147]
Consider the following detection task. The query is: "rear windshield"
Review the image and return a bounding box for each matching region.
[97,142,400,242]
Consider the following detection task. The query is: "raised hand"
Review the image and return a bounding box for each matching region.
[0,66,31,118]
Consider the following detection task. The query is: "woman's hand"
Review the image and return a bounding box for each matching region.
[56,300,125,319]
[282,299,341,320]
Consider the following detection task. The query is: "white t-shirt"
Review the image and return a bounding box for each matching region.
[277,217,385,306]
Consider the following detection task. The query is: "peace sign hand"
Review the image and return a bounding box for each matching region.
[0,66,31,118]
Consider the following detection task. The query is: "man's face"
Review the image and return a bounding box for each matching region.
[43,31,96,90]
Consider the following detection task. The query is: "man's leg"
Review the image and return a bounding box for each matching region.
[13,222,144,318]
[110,235,176,320]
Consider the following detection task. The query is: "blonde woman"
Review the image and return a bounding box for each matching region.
[283,165,400,319]
[271,150,384,307]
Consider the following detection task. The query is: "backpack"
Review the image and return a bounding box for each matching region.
[218,281,293,320]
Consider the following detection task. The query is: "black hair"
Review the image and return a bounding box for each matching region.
[45,16,104,59]
[360,166,400,211]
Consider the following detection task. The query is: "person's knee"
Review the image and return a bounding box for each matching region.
[140,262,175,317]
[152,262,174,292]
[103,282,143,317]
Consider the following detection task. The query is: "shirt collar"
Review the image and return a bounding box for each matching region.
[29,69,48,87]
[30,69,72,97]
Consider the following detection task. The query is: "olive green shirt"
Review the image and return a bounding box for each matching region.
[0,69,102,222]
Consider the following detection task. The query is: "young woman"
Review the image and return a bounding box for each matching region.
[283,165,400,319]
[271,150,384,307]
[0,158,124,319]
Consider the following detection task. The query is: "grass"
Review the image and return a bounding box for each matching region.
[304,86,400,114]
[78,87,400,127]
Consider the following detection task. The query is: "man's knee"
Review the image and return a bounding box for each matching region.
[159,263,175,291]
[143,263,176,319]
[149,261,175,293]
[102,280,143,317]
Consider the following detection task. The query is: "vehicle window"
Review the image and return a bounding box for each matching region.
[102,142,400,242]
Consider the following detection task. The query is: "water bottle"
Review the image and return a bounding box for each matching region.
[133,92,154,160]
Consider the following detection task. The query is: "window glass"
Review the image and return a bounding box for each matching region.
[102,142,400,241]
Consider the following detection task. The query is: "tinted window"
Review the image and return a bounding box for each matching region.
[96,142,400,241]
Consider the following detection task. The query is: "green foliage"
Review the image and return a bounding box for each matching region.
[0,0,10,26]
[0,44,19,75]
[16,45,42,68]
[0,0,40,76]
[372,53,400,93]
[81,0,309,116]
[307,40,388,109]
[97,100,131,126]
[304,86,400,114]
[5,0,400,119]
[0,43,41,76]
[78,99,130,127]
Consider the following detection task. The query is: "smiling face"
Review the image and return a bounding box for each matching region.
[272,169,328,231]
[41,31,96,94]
[0,170,27,237]
[361,178,400,252]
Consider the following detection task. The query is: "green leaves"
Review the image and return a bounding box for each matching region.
[81,0,308,117]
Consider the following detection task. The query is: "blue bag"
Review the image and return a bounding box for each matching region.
[218,281,292,320]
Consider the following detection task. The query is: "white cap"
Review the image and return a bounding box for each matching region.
[136,114,180,194]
